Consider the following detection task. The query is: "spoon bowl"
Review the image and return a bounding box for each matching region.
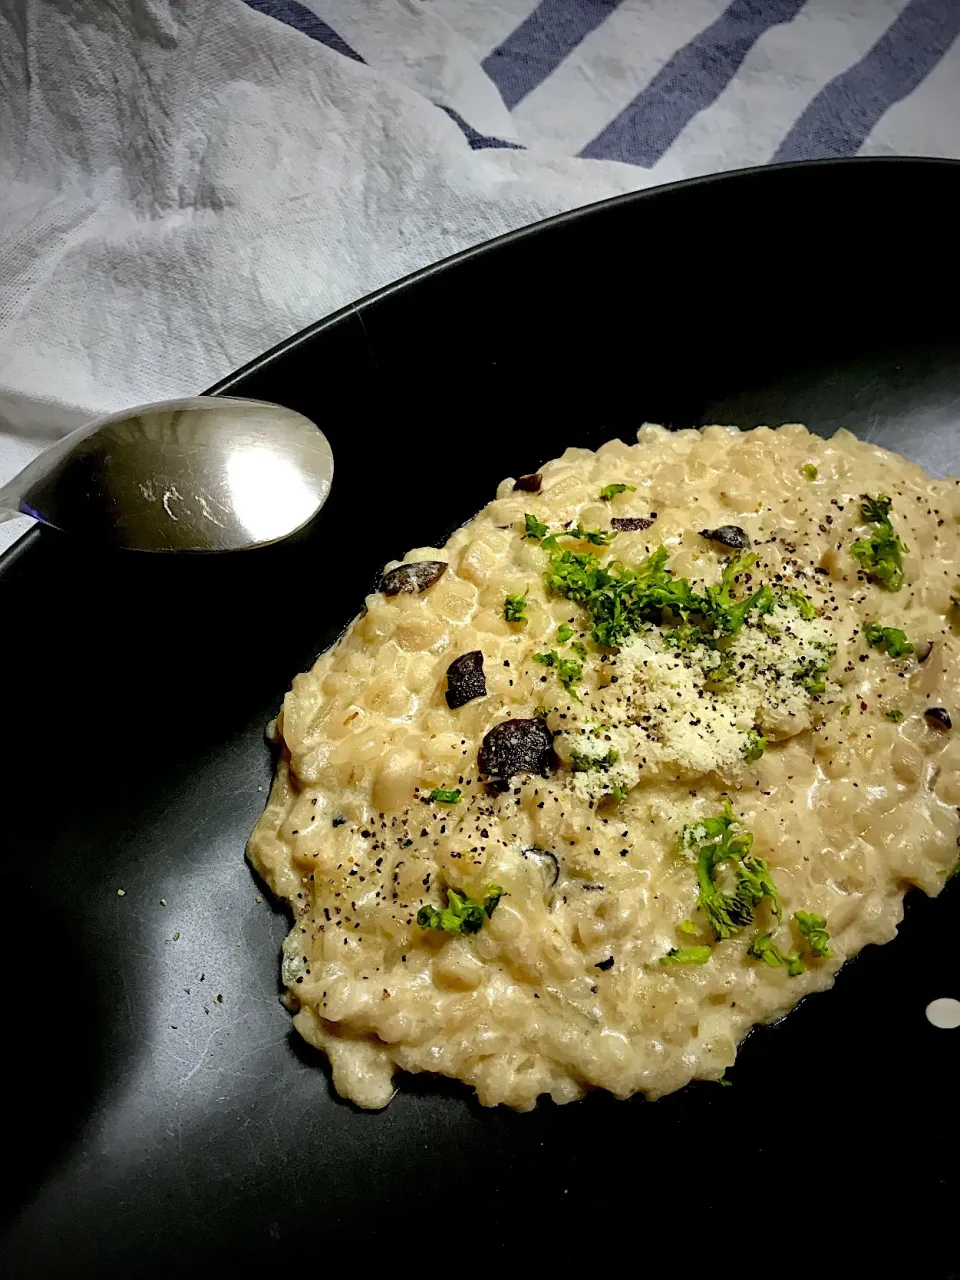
[0,396,334,551]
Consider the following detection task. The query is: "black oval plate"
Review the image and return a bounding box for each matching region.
[3,159,959,1278]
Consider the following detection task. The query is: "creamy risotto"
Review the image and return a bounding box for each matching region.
[248,424,960,1110]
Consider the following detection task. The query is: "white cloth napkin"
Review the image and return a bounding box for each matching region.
[1,0,958,551]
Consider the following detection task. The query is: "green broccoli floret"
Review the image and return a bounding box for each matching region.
[417,885,503,935]
[748,932,805,976]
[783,588,817,619]
[681,803,781,941]
[852,494,907,591]
[533,649,584,701]
[523,513,549,540]
[742,731,767,762]
[794,909,833,958]
[863,621,913,658]
[504,589,529,624]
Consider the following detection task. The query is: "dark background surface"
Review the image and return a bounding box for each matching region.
[2,159,958,1277]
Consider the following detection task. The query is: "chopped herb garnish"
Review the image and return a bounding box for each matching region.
[748,932,805,976]
[885,708,904,723]
[523,513,549,540]
[679,919,698,936]
[801,463,818,481]
[533,649,584,701]
[861,494,892,523]
[543,545,691,648]
[539,539,820,666]
[599,483,636,501]
[864,621,914,658]
[417,885,503,934]
[703,553,775,636]
[426,787,462,804]
[794,910,833,958]
[571,639,587,658]
[742,730,767,762]
[852,494,907,591]
[504,589,529,624]
[680,803,782,940]
[557,623,573,644]
[659,946,711,966]
[565,522,618,546]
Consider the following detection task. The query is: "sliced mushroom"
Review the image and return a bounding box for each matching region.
[521,845,560,886]
[611,516,656,532]
[513,472,542,493]
[380,560,448,596]
[918,641,935,664]
[478,717,555,790]
[445,650,486,709]
[699,525,750,550]
[925,706,952,730]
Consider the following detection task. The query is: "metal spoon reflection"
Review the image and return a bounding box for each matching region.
[0,397,333,551]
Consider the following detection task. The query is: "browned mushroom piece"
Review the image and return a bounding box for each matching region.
[513,472,542,493]
[445,650,486,709]
[379,560,448,596]
[699,524,751,550]
[924,706,952,730]
[521,844,560,886]
[478,717,555,790]
[612,516,656,532]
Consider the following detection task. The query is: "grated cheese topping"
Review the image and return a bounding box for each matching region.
[557,599,836,785]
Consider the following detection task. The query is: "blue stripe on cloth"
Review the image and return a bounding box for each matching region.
[482,0,621,111]
[242,0,365,62]
[242,3,519,153]
[580,0,807,166]
[773,0,960,161]
[435,105,525,151]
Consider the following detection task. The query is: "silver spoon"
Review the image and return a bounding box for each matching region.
[0,396,334,551]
